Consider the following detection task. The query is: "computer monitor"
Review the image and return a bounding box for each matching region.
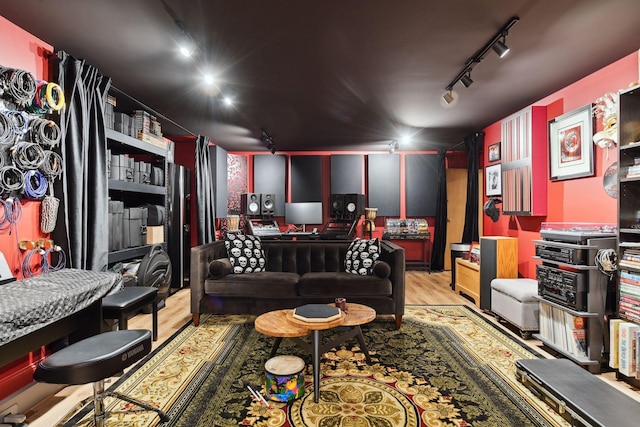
[285,202,323,231]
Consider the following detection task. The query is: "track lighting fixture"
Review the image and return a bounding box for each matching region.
[460,72,474,88]
[175,20,197,58]
[443,16,519,100]
[492,36,510,58]
[442,90,455,105]
[388,140,399,153]
[260,128,277,154]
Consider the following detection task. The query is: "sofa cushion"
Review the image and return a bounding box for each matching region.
[298,272,392,297]
[208,258,232,278]
[204,271,300,298]
[224,233,266,274]
[344,238,380,275]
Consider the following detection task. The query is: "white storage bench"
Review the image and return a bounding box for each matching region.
[490,278,539,338]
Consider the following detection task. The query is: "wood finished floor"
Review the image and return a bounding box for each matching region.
[24,270,640,425]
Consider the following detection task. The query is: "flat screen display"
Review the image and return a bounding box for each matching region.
[285,202,323,225]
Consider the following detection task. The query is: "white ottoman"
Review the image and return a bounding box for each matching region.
[490,278,539,338]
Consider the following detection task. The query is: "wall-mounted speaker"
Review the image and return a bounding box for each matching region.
[330,194,345,217]
[345,193,365,217]
[261,193,275,215]
[241,193,261,216]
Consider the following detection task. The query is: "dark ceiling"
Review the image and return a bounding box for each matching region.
[1,1,639,153]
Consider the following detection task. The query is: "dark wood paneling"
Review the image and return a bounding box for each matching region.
[291,156,322,202]
[405,154,438,217]
[330,154,363,194]
[367,154,400,216]
[253,155,286,216]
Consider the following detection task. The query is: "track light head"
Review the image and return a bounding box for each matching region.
[460,73,473,88]
[442,90,455,105]
[492,37,510,58]
[388,140,399,154]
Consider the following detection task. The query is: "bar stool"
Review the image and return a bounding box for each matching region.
[102,286,158,341]
[34,329,169,426]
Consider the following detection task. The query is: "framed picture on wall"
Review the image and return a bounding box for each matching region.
[488,142,501,162]
[549,104,594,181]
[486,163,502,196]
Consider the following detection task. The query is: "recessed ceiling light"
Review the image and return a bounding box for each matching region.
[223,96,234,106]
[203,74,216,85]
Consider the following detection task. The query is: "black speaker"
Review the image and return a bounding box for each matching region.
[344,193,365,217]
[330,194,345,217]
[241,193,261,216]
[261,193,275,215]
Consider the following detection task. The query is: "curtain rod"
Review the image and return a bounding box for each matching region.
[110,85,196,137]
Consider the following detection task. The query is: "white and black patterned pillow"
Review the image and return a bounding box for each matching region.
[224,234,266,274]
[344,238,380,275]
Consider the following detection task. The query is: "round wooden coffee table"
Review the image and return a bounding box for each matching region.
[255,303,376,403]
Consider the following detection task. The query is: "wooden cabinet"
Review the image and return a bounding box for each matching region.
[479,236,518,310]
[455,237,518,309]
[455,258,480,306]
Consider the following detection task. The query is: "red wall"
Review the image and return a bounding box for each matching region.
[483,52,639,278]
[0,17,54,400]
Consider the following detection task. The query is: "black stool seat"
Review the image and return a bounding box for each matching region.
[102,286,158,341]
[34,329,151,385]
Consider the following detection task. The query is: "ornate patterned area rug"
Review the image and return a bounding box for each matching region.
[62,305,569,426]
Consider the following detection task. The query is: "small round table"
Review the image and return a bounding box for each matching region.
[255,303,376,403]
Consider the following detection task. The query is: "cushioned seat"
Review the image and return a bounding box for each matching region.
[298,272,392,296]
[205,272,300,298]
[491,278,539,337]
[102,286,158,341]
[34,330,168,426]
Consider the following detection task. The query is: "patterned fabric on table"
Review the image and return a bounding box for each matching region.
[224,233,266,274]
[0,269,122,345]
[344,238,380,275]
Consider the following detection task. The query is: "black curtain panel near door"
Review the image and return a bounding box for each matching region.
[54,51,111,271]
[195,134,216,244]
[462,132,482,244]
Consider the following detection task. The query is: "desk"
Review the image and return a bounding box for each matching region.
[385,234,431,271]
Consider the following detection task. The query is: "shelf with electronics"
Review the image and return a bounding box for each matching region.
[105,93,173,266]
[614,83,640,386]
[532,223,617,374]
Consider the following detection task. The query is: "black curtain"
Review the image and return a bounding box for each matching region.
[461,132,482,244]
[430,150,447,271]
[195,135,216,244]
[53,51,111,271]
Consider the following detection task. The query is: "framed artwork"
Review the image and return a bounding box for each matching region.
[549,104,594,181]
[485,163,502,196]
[488,142,501,162]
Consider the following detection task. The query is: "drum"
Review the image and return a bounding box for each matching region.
[264,355,306,402]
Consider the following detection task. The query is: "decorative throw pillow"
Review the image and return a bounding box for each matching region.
[344,238,380,275]
[224,233,266,274]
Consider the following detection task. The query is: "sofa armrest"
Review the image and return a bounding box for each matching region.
[379,240,406,320]
[190,241,228,315]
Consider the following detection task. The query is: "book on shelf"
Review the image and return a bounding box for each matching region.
[564,311,587,358]
[610,319,624,369]
[619,322,640,377]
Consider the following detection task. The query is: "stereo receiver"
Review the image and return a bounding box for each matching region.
[536,265,587,311]
[535,244,588,265]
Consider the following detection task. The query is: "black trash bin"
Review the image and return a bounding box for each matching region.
[450,243,471,290]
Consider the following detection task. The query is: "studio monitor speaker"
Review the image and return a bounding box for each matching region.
[345,193,365,217]
[330,194,345,217]
[261,193,275,215]
[241,193,261,216]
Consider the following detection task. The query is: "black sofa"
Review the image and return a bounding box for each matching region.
[190,239,406,328]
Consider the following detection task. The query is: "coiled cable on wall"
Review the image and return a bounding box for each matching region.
[0,166,25,194]
[29,118,61,147]
[39,150,63,181]
[0,68,37,107]
[0,112,14,147]
[0,197,22,234]
[595,248,617,280]
[43,245,66,273]
[22,170,48,200]
[21,248,46,278]
[11,141,45,170]
[4,110,29,136]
